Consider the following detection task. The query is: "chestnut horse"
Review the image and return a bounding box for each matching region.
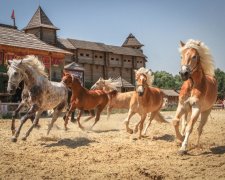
[172,39,217,154]
[124,68,168,139]
[62,72,116,130]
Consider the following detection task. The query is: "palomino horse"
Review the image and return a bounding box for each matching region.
[91,77,134,120]
[62,72,117,130]
[7,56,68,142]
[172,39,217,154]
[124,67,168,138]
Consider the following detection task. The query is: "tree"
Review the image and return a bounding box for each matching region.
[215,68,225,99]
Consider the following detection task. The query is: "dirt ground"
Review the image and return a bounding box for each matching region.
[0,111,225,180]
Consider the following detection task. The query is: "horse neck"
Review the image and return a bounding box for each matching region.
[191,65,205,87]
[22,65,47,88]
[71,82,86,96]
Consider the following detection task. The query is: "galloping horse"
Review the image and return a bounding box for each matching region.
[7,56,68,142]
[91,77,134,120]
[124,67,168,138]
[172,39,217,154]
[62,72,117,130]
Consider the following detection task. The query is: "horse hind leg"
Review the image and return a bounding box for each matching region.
[142,112,157,135]
[90,105,105,129]
[138,114,147,139]
[196,109,211,148]
[83,110,95,122]
[21,110,43,141]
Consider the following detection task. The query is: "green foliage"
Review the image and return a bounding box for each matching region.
[215,68,225,99]
[153,71,182,90]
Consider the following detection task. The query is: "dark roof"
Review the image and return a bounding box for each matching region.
[0,25,71,55]
[64,62,84,71]
[64,38,146,57]
[24,6,59,30]
[57,38,75,50]
[112,77,135,88]
[68,39,107,52]
[122,33,143,48]
[161,89,179,97]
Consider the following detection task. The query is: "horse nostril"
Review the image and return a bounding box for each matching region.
[184,71,189,76]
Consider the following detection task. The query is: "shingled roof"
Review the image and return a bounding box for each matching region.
[24,6,59,30]
[161,89,179,97]
[64,62,85,71]
[0,25,71,54]
[122,33,143,48]
[112,76,135,88]
[62,38,146,57]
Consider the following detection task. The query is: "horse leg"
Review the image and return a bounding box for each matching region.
[181,112,188,136]
[124,108,135,134]
[83,110,95,122]
[21,110,43,141]
[138,114,147,139]
[11,102,25,135]
[47,101,66,135]
[142,112,157,135]
[91,105,105,129]
[107,105,112,120]
[76,110,85,130]
[179,104,201,155]
[11,104,38,142]
[64,103,76,130]
[172,103,187,143]
[196,109,211,148]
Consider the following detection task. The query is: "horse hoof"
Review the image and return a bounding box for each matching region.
[21,136,27,141]
[133,128,138,134]
[127,129,133,134]
[178,150,188,155]
[11,137,17,142]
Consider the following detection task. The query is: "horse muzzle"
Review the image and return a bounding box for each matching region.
[7,87,16,95]
[179,65,191,81]
[137,86,144,96]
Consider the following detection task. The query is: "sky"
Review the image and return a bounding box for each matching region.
[0,0,225,75]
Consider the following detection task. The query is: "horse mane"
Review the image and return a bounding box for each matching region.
[135,67,154,86]
[21,55,48,77]
[104,78,120,90]
[179,39,215,77]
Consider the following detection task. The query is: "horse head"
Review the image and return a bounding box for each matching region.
[62,72,81,88]
[179,40,201,81]
[90,77,105,90]
[135,73,148,97]
[7,59,24,95]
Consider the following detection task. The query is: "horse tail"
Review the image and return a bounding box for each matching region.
[154,112,169,123]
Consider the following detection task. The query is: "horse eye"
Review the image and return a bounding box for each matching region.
[14,72,19,76]
[192,56,197,60]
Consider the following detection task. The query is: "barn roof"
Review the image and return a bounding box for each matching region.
[122,33,144,48]
[0,25,71,55]
[62,38,146,57]
[24,6,59,30]
[112,76,135,88]
[64,62,84,71]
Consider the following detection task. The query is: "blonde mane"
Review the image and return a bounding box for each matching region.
[179,39,215,77]
[21,55,48,77]
[135,67,154,86]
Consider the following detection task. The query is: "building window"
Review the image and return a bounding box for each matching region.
[128,60,131,62]
[80,53,84,56]
[124,59,127,62]
[137,61,139,63]
[95,55,98,58]
[86,54,89,57]
[139,61,142,63]
[111,58,114,60]
[116,58,119,61]
[99,56,103,59]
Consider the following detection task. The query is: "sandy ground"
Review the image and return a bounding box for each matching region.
[0,111,225,180]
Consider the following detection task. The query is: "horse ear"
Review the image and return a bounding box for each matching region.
[19,60,22,64]
[180,41,185,47]
[197,41,201,46]
[99,77,103,80]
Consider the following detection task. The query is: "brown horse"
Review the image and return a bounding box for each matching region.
[172,39,217,154]
[124,68,168,139]
[62,72,116,130]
